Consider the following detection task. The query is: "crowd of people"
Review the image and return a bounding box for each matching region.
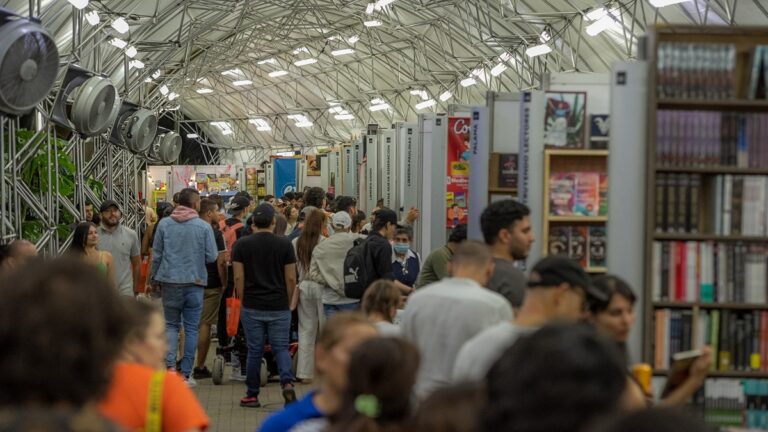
[0,186,716,432]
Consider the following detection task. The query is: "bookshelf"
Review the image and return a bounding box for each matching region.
[643,26,768,429]
[542,149,608,273]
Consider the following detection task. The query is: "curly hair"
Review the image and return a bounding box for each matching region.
[480,200,530,245]
[304,186,326,209]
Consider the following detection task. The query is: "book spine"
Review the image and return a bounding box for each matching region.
[711,309,720,372]
[720,309,731,371]
[753,310,761,371]
[656,173,666,232]
[689,174,701,233]
[723,174,733,235]
[662,242,670,301]
[678,173,689,232]
[653,242,662,301]
[732,176,744,235]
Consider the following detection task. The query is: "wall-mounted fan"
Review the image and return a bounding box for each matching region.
[0,10,59,116]
[51,64,120,136]
[109,101,158,154]
[144,127,182,164]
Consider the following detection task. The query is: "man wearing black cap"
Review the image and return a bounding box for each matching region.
[452,255,606,383]
[361,208,414,296]
[232,203,298,408]
[97,200,141,296]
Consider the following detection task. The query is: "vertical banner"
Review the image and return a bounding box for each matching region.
[400,124,419,219]
[468,107,490,241]
[266,163,274,196]
[380,129,397,209]
[365,134,379,212]
[329,151,340,195]
[320,154,330,191]
[342,146,354,196]
[273,158,297,196]
[354,139,364,205]
[446,117,471,229]
[296,158,306,192]
[518,91,532,204]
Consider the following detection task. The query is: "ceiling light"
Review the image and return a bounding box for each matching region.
[331,48,355,56]
[129,59,144,69]
[125,45,137,58]
[460,77,476,87]
[499,51,513,62]
[257,58,277,65]
[374,0,395,10]
[335,114,355,120]
[328,101,341,106]
[111,17,129,34]
[222,129,233,135]
[294,58,318,67]
[526,44,552,57]
[164,104,180,111]
[364,20,382,27]
[371,98,385,105]
[370,103,390,112]
[491,63,507,76]
[249,118,271,131]
[347,35,360,44]
[439,91,453,101]
[144,77,152,83]
[366,3,375,13]
[292,47,309,55]
[329,106,344,113]
[85,11,100,26]
[586,7,608,20]
[586,14,618,36]
[67,0,88,9]
[232,80,253,86]
[168,92,179,101]
[159,85,169,96]
[415,99,436,110]
[152,70,161,79]
[410,89,429,100]
[196,88,214,94]
[296,122,313,128]
[221,68,244,77]
[110,38,127,49]
[649,0,691,6]
[269,70,289,77]
[471,68,489,84]
[187,133,199,138]
[539,31,551,43]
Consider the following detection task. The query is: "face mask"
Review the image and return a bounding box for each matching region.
[393,243,410,254]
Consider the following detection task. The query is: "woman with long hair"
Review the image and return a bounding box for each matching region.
[293,209,328,383]
[70,222,116,288]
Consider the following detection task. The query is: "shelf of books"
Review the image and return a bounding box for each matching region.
[644,26,768,430]
[543,149,608,273]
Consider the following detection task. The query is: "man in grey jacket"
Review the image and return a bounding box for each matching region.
[307,211,362,318]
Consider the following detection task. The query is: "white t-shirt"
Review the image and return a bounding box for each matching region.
[374,320,401,336]
[452,321,538,383]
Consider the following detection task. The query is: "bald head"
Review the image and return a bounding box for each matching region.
[0,240,37,272]
[448,240,495,286]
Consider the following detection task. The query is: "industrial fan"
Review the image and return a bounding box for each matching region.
[109,101,158,154]
[51,64,120,136]
[144,127,182,164]
[0,9,59,116]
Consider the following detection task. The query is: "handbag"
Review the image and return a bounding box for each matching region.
[226,295,241,337]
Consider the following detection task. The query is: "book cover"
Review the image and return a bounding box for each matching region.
[497,153,518,189]
[569,225,588,268]
[548,226,570,256]
[573,172,600,216]
[549,173,575,216]
[588,226,607,268]
[598,173,609,216]
[654,309,667,369]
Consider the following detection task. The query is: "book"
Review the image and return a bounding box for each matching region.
[588,226,607,268]
[548,226,570,256]
[573,172,600,216]
[598,173,609,216]
[656,42,736,99]
[569,226,588,268]
[549,173,575,215]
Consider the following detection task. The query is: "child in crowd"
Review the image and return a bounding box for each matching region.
[361,280,401,336]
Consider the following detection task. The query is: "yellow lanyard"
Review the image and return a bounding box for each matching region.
[145,371,164,432]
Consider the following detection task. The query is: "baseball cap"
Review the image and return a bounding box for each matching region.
[331,211,352,229]
[527,255,607,302]
[99,200,120,213]
[301,205,318,218]
[229,196,250,212]
[234,191,253,201]
[373,208,398,227]
[253,203,276,226]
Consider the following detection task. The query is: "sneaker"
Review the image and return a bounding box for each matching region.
[231,368,247,382]
[193,367,212,379]
[185,376,197,388]
[282,386,297,407]
[240,395,261,408]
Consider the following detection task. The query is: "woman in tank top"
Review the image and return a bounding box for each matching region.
[70,222,116,288]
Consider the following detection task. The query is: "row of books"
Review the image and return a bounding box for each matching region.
[651,241,768,303]
[547,226,606,268]
[656,110,768,168]
[692,379,765,428]
[652,309,768,373]
[748,45,768,100]
[548,172,608,217]
[654,174,768,235]
[656,42,736,100]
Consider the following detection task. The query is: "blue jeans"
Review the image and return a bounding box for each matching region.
[323,302,360,319]
[162,284,204,378]
[240,307,293,397]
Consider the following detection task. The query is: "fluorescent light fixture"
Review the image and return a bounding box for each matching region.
[164,104,180,111]
[460,77,476,87]
[491,63,507,76]
[159,85,169,96]
[268,70,289,77]
[257,58,277,65]
[196,88,214,94]
[294,58,318,66]
[232,80,253,86]
[365,3,375,13]
[374,0,395,10]
[287,114,313,127]
[144,77,152,83]
[649,0,691,7]
[586,7,608,20]
[292,47,309,55]
[249,118,271,131]
[85,11,100,26]
[211,121,234,135]
[539,31,551,43]
[296,122,313,128]
[328,101,341,106]
[439,91,452,101]
[125,45,137,58]
[586,15,618,36]
[364,20,382,27]
[329,106,344,113]
[331,49,355,56]
[67,0,88,9]
[221,68,244,77]
[111,17,129,34]
[335,114,355,120]
[409,89,428,100]
[526,43,552,57]
[187,133,199,138]
[371,98,385,105]
[168,92,178,101]
[414,99,436,110]
[152,70,161,79]
[499,51,513,62]
[110,38,127,49]
[339,110,349,115]
[347,35,360,44]
[222,129,233,135]
[369,103,389,112]
[129,59,144,69]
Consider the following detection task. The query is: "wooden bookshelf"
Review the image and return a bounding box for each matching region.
[542,149,608,271]
[643,27,768,402]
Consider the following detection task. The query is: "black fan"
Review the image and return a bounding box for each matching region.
[51,64,120,136]
[145,127,181,164]
[109,101,158,154]
[0,10,59,116]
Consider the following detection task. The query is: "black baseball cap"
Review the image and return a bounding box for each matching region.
[99,200,120,213]
[374,208,398,226]
[230,196,251,212]
[253,203,276,226]
[527,255,607,302]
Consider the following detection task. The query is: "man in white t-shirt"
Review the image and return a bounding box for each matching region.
[400,240,512,401]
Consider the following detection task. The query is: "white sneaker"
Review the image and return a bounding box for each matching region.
[186,376,198,388]
[231,368,247,382]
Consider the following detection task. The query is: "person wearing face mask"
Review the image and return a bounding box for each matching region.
[391,227,420,290]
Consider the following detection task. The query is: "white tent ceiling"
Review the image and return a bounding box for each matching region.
[7,0,768,160]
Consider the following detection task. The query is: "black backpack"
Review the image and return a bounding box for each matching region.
[344,237,376,299]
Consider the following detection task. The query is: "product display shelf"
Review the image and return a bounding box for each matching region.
[653,302,768,311]
[653,370,768,379]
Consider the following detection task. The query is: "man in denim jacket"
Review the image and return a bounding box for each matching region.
[151,187,218,385]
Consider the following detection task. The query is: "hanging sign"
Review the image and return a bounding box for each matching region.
[446,117,471,229]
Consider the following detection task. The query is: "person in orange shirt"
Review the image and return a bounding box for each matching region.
[100,299,209,432]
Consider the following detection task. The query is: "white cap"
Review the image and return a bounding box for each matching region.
[331,211,352,229]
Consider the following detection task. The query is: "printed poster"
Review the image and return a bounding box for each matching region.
[306,155,320,176]
[274,158,297,196]
[447,117,471,228]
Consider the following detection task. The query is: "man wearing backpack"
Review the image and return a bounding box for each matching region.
[343,208,414,300]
